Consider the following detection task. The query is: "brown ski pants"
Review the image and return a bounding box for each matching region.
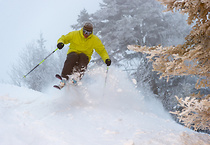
[61,52,89,80]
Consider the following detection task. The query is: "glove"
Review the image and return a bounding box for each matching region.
[105,59,111,66]
[57,42,64,49]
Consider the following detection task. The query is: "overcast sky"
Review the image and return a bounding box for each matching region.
[0,0,102,82]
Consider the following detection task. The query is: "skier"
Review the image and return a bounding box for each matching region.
[56,22,111,88]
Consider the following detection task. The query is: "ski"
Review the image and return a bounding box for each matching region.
[53,85,63,90]
[55,74,62,80]
[53,74,66,90]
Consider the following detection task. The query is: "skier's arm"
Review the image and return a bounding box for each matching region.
[57,32,74,45]
[94,37,110,63]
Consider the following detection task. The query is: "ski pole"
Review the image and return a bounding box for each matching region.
[104,66,109,87]
[103,66,109,97]
[23,48,59,78]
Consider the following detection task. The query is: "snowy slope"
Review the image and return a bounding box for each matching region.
[0,67,209,145]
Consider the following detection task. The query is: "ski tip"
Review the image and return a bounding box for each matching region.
[53,85,61,90]
[55,74,62,80]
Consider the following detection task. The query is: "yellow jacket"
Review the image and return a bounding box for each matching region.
[57,28,109,62]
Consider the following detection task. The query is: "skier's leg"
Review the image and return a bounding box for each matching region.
[77,53,89,79]
[61,52,79,80]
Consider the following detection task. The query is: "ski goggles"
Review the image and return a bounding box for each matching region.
[83,29,92,35]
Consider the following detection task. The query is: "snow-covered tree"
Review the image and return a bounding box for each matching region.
[10,33,59,91]
[71,9,92,30]
[91,0,190,59]
[171,94,210,131]
[72,0,190,95]
[128,0,210,131]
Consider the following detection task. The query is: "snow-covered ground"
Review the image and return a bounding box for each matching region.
[0,67,209,145]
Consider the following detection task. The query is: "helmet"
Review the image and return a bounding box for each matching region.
[83,22,93,32]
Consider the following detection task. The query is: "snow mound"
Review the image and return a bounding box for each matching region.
[0,67,209,145]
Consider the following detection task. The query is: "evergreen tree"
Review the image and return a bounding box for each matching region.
[90,0,190,61]
[128,0,210,131]
[91,0,191,97]
[71,9,92,30]
[10,33,58,91]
